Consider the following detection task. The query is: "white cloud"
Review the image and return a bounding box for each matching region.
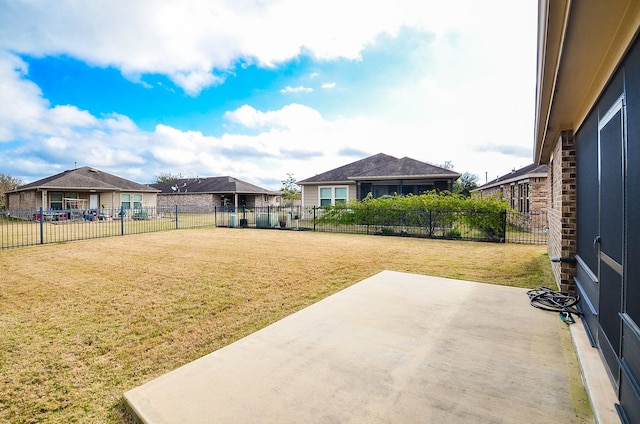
[0,0,538,187]
[170,70,225,97]
[0,0,523,94]
[224,104,323,131]
[0,53,49,141]
[280,86,313,94]
[48,105,99,128]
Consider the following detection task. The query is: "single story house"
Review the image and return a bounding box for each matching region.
[4,166,159,217]
[471,164,548,214]
[535,0,640,420]
[297,153,460,208]
[150,176,280,210]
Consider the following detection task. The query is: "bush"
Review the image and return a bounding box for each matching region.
[316,192,509,240]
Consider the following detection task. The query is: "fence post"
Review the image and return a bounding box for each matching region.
[39,207,44,244]
[120,206,125,235]
[175,205,179,229]
[501,210,507,243]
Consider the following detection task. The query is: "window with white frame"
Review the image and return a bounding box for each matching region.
[319,186,348,206]
[121,194,131,210]
[510,184,516,209]
[49,192,63,210]
[518,182,530,213]
[121,193,143,210]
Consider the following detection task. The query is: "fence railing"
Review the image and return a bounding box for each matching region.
[303,206,547,244]
[0,206,216,249]
[0,205,547,249]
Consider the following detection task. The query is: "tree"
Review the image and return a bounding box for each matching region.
[437,161,477,197]
[0,173,23,210]
[154,172,182,183]
[439,160,455,170]
[453,172,479,197]
[280,173,300,206]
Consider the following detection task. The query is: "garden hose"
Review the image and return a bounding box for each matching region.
[527,287,581,324]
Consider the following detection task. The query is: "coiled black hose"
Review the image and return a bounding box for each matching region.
[527,287,581,323]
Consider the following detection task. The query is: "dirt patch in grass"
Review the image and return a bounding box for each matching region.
[0,228,556,423]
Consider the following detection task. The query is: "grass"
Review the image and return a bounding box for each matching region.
[0,228,559,423]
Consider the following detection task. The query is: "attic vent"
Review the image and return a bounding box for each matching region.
[89,168,98,173]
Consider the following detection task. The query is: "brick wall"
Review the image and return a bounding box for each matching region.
[547,130,577,292]
[156,193,279,208]
[6,190,38,211]
[477,185,504,200]
[157,193,220,207]
[474,177,547,214]
[529,177,547,213]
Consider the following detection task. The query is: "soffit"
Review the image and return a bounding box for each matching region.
[535,0,640,163]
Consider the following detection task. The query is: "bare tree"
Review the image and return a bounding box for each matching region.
[0,173,23,210]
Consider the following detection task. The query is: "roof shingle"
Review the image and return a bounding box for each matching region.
[298,153,459,184]
[475,164,548,190]
[150,176,273,194]
[13,167,158,192]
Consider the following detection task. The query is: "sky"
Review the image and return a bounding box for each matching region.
[0,0,538,190]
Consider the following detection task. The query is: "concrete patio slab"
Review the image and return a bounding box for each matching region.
[124,270,593,423]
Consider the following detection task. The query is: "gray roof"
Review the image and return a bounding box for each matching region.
[475,163,548,190]
[351,156,460,180]
[150,176,274,195]
[298,153,459,184]
[11,167,159,193]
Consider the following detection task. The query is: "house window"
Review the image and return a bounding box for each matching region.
[122,193,143,210]
[319,186,348,206]
[510,185,516,209]
[50,192,63,210]
[518,182,530,213]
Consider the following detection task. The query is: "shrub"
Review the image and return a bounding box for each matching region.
[316,192,509,239]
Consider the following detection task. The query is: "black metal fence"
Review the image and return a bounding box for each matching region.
[0,206,216,249]
[301,206,547,244]
[0,205,547,249]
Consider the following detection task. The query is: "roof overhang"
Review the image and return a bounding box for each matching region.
[13,186,159,193]
[348,174,460,181]
[472,171,547,192]
[534,0,640,163]
[298,180,357,185]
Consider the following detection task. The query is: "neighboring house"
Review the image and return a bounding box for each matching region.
[297,153,460,208]
[4,166,159,216]
[471,164,547,214]
[150,176,280,209]
[535,1,640,420]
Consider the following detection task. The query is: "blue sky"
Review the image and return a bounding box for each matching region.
[0,0,538,190]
